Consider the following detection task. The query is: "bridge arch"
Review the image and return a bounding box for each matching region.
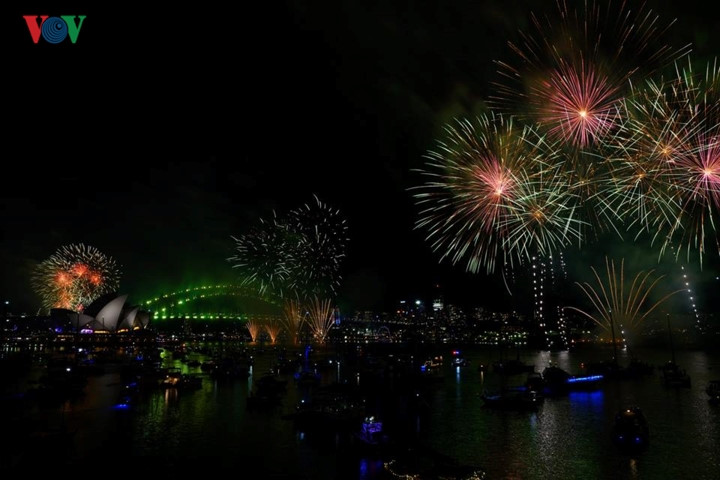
[142,284,280,321]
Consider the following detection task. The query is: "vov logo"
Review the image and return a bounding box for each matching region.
[23,16,87,44]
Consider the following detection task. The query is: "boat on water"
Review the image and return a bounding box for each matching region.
[660,361,691,388]
[159,369,203,390]
[283,383,366,431]
[707,380,720,404]
[533,366,604,396]
[612,406,649,454]
[351,416,397,455]
[492,358,534,376]
[481,388,541,412]
[451,350,470,368]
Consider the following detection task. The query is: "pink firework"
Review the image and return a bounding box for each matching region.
[534,59,620,148]
[683,134,720,209]
[413,113,581,274]
[464,152,517,233]
[489,0,690,150]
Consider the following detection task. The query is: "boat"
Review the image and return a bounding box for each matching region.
[706,380,720,404]
[492,345,534,376]
[283,384,366,430]
[159,369,203,390]
[538,365,603,396]
[492,358,535,376]
[351,416,395,454]
[451,350,470,368]
[417,357,445,384]
[612,406,649,454]
[481,387,542,412]
[246,374,288,410]
[354,416,386,444]
[660,361,691,388]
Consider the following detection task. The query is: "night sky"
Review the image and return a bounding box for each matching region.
[3,1,720,316]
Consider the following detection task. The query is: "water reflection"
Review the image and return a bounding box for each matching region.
[2,344,720,478]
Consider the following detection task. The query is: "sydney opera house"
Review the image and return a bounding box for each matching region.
[49,293,152,335]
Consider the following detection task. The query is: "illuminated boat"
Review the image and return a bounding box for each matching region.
[612,406,649,453]
[539,366,603,396]
[352,416,395,454]
[451,350,470,368]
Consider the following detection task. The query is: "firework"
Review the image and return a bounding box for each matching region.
[413,113,585,274]
[281,298,305,345]
[306,296,335,344]
[265,316,282,344]
[286,195,349,299]
[490,0,690,149]
[32,243,121,313]
[566,257,681,350]
[228,213,293,298]
[614,61,720,265]
[228,196,348,301]
[246,318,262,343]
[599,77,694,244]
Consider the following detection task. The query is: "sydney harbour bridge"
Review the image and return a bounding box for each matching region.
[141,284,282,323]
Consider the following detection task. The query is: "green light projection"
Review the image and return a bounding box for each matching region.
[142,284,281,321]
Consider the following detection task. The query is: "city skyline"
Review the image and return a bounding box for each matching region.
[3,1,720,316]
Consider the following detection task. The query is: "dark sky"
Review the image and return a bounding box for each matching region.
[3,1,720,316]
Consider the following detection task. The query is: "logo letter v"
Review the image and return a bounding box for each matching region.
[23,15,48,44]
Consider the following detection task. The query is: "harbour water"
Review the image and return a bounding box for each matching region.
[2,341,719,478]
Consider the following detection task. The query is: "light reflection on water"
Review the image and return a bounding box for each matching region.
[2,345,719,478]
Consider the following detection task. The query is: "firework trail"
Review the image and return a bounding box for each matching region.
[32,243,121,313]
[306,296,335,344]
[282,298,306,345]
[566,257,681,351]
[246,318,262,343]
[265,316,282,344]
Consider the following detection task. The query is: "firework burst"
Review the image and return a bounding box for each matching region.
[32,243,121,313]
[642,60,720,265]
[286,195,349,299]
[413,113,585,274]
[228,213,293,298]
[490,0,690,149]
[229,196,348,302]
[600,77,695,244]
